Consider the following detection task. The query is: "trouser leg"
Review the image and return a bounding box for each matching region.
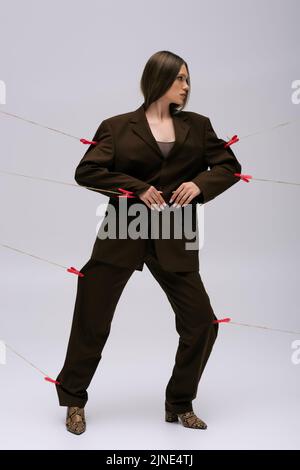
[144,244,219,414]
[55,257,134,407]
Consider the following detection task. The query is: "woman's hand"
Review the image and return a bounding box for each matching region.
[138,186,167,211]
[169,182,201,207]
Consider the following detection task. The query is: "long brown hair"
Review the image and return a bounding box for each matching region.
[140,50,190,115]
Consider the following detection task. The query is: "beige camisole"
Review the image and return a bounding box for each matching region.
[156,140,175,158]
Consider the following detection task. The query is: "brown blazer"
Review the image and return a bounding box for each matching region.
[74,102,242,271]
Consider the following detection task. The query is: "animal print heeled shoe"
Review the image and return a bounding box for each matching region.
[165,410,207,429]
[66,406,86,435]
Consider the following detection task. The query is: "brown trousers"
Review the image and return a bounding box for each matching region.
[55,239,219,414]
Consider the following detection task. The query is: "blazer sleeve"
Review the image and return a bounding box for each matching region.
[74,119,151,197]
[191,117,242,204]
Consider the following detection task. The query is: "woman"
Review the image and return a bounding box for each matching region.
[55,50,242,434]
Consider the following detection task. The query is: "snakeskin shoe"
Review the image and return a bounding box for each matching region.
[165,410,207,429]
[66,406,86,435]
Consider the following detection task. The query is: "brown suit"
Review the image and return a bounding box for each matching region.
[74,102,242,272]
[55,103,242,414]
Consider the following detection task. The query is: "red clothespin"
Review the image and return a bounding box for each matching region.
[213,317,231,323]
[117,188,136,198]
[234,173,252,183]
[44,376,61,385]
[67,266,85,277]
[80,138,98,145]
[224,135,239,147]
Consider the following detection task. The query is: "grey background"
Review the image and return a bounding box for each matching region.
[0,0,299,449]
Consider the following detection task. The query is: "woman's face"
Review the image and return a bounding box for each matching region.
[165,64,189,106]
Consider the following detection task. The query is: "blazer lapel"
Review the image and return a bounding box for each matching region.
[129,102,190,160]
